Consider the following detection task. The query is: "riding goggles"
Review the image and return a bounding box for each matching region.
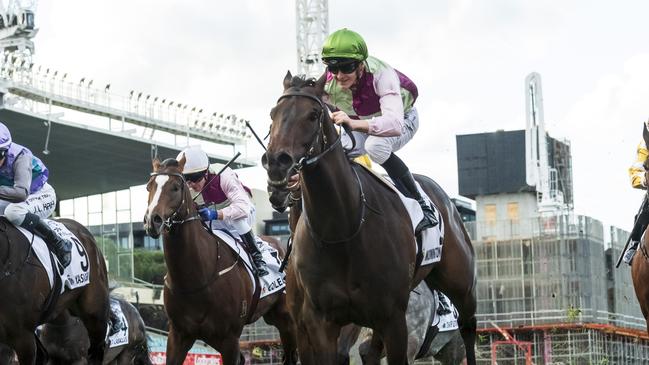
[327,61,359,75]
[183,171,206,183]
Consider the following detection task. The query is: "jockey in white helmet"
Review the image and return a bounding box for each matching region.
[177,146,268,276]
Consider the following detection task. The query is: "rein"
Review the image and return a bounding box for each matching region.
[302,166,369,245]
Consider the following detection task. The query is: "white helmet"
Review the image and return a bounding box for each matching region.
[177,146,209,174]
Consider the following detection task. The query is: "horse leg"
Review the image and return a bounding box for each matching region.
[11,332,36,365]
[427,277,477,365]
[377,312,408,365]
[360,331,384,365]
[77,306,108,365]
[165,326,195,365]
[294,311,340,365]
[263,295,298,365]
[208,336,242,365]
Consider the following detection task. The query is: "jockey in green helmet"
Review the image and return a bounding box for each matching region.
[321,28,438,234]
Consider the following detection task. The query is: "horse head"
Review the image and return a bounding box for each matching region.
[262,71,332,211]
[144,156,193,238]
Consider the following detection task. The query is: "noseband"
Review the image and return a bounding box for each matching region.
[149,171,201,231]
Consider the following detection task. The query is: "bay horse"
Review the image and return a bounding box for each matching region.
[143,157,298,365]
[0,217,110,364]
[262,72,477,364]
[39,297,151,364]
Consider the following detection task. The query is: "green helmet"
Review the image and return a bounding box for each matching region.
[321,28,368,62]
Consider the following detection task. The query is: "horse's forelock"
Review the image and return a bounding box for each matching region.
[160,158,180,170]
[289,75,318,90]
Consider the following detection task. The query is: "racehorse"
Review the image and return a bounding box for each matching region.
[263,72,477,364]
[40,297,151,364]
[0,217,110,364]
[632,128,649,334]
[144,157,298,365]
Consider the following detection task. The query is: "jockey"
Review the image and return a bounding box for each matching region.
[321,28,437,234]
[623,135,649,265]
[0,122,73,267]
[177,146,269,277]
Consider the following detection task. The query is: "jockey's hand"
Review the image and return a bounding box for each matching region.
[198,207,218,221]
[331,111,369,132]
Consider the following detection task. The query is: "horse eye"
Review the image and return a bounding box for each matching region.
[172,183,181,192]
[309,111,319,121]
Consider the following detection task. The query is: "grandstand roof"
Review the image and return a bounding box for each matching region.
[0,108,255,200]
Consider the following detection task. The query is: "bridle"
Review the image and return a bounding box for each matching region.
[272,89,370,245]
[149,171,201,231]
[268,90,355,187]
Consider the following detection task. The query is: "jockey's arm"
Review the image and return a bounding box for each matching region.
[218,168,253,224]
[367,67,404,137]
[629,141,649,189]
[0,153,30,202]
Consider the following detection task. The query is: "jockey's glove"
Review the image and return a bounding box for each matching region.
[198,207,218,221]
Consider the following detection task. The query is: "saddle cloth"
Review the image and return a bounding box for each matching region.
[15,220,91,293]
[356,164,445,266]
[107,298,129,348]
[432,291,459,332]
[213,230,286,299]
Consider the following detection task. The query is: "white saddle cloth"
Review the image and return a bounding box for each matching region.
[16,220,91,293]
[213,230,287,299]
[394,181,445,266]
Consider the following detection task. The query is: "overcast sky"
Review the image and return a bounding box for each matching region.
[32,0,649,231]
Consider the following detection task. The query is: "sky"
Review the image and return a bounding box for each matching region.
[31,0,649,231]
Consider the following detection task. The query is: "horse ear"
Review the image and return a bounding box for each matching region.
[152,158,160,172]
[283,70,292,90]
[314,71,327,97]
[177,153,187,172]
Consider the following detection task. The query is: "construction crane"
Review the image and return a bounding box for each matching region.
[295,0,328,78]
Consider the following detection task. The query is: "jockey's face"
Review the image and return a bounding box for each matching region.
[186,175,206,191]
[333,62,364,90]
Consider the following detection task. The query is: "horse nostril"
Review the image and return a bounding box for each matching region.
[153,215,162,225]
[261,152,269,170]
[277,153,294,169]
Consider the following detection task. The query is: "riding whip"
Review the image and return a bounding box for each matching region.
[192,151,242,201]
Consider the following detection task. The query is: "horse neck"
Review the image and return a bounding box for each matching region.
[162,203,222,283]
[300,124,361,237]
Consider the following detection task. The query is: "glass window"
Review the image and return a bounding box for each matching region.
[507,202,519,221]
[485,204,497,225]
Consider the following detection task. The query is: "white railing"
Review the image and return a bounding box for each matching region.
[0,52,252,145]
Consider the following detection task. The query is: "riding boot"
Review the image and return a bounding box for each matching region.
[108,308,124,336]
[381,153,438,235]
[21,213,72,268]
[241,231,269,277]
